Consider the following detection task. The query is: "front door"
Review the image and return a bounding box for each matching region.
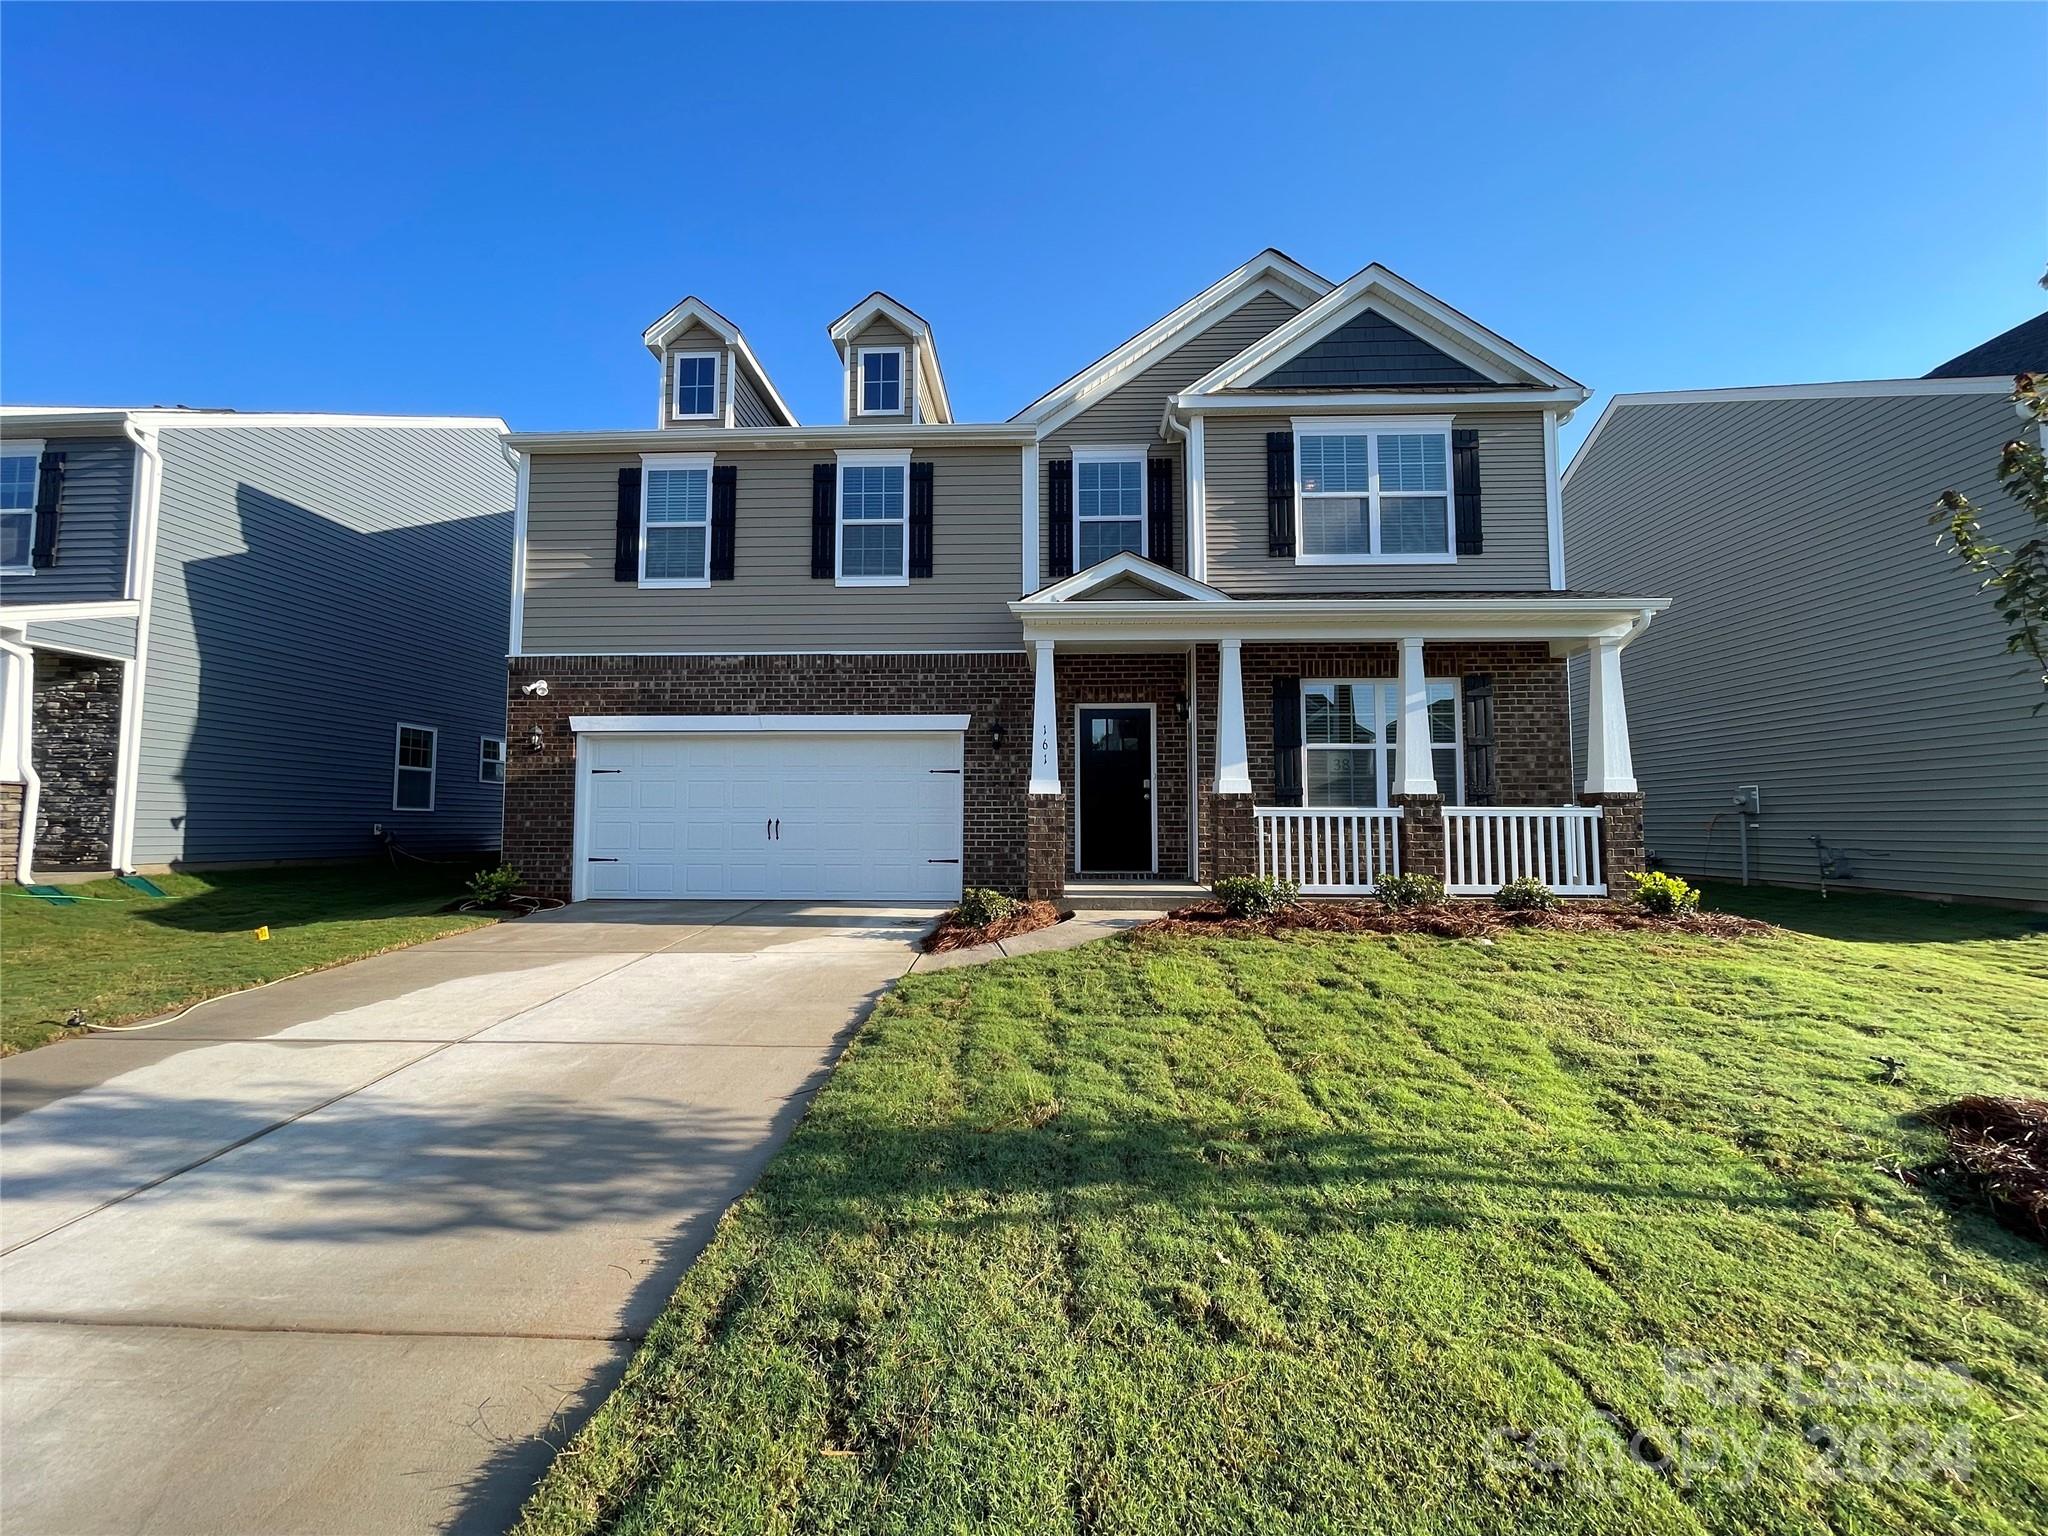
[1076,706,1154,872]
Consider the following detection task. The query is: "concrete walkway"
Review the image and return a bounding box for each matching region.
[0,899,940,1536]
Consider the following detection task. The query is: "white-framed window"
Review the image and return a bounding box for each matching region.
[836,449,909,586]
[1294,416,1455,564]
[671,352,719,420]
[480,736,506,785]
[1301,679,1461,807]
[393,723,437,811]
[857,347,904,415]
[1073,445,1146,569]
[1,440,44,575]
[639,452,714,588]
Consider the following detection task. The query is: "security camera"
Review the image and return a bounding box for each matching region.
[520,679,550,698]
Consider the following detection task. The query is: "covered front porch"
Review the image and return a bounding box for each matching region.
[1010,555,1666,902]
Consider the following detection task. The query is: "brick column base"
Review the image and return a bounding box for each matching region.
[1390,794,1445,884]
[1027,793,1067,901]
[1581,792,1646,889]
[1209,793,1257,881]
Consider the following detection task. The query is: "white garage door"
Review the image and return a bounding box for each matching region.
[578,731,964,901]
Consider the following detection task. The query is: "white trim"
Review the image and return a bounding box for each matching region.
[0,410,508,433]
[1543,409,1565,590]
[642,294,742,350]
[480,735,506,785]
[855,346,907,416]
[0,438,44,576]
[506,424,1034,451]
[722,346,736,429]
[1013,594,1674,647]
[518,647,1028,658]
[1178,389,1577,414]
[508,451,529,654]
[1074,702,1158,875]
[108,424,162,872]
[0,598,142,626]
[1019,443,1040,596]
[668,351,721,423]
[1022,549,1230,605]
[638,452,715,589]
[1186,413,1207,581]
[0,632,41,881]
[1292,417,1457,566]
[834,448,911,587]
[392,722,438,812]
[570,713,970,735]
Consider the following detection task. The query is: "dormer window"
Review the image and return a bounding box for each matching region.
[671,352,719,420]
[858,348,904,415]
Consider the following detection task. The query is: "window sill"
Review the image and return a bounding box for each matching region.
[0,567,33,578]
[1293,553,1457,566]
[639,577,711,589]
[835,575,910,588]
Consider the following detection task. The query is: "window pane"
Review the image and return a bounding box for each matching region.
[645,525,707,580]
[1298,435,1368,494]
[397,727,434,770]
[1381,496,1449,554]
[0,455,35,511]
[1433,746,1460,802]
[645,468,708,524]
[841,522,904,577]
[0,512,29,568]
[1377,433,1448,493]
[675,357,716,416]
[842,465,905,519]
[862,352,901,412]
[1078,518,1142,568]
[1077,459,1142,520]
[1427,684,1458,744]
[395,768,432,810]
[1301,496,1369,556]
[1307,747,1379,807]
[1304,682,1377,746]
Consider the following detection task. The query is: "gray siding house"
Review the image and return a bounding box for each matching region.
[503,253,1669,906]
[1562,324,2048,907]
[0,410,514,881]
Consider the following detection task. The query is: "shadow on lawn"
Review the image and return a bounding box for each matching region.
[133,862,477,936]
[1696,880,2048,946]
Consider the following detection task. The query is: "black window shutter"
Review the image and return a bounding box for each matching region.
[1266,431,1295,557]
[811,463,836,578]
[613,466,641,582]
[908,460,934,578]
[1146,456,1175,570]
[1452,428,1483,557]
[1271,675,1303,807]
[1461,673,1496,806]
[1047,458,1073,578]
[709,464,737,581]
[29,451,65,568]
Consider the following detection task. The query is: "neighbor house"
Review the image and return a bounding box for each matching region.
[1561,311,2048,908]
[503,255,1670,905]
[0,410,514,883]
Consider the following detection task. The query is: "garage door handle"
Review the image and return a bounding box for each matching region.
[928,768,961,774]
[587,857,618,863]
[928,858,959,864]
[591,769,622,775]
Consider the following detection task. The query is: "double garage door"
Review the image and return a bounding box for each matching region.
[577,729,964,902]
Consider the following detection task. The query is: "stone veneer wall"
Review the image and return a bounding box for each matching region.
[0,781,21,882]
[504,653,1034,900]
[32,653,123,870]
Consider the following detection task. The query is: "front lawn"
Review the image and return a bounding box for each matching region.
[520,885,2048,1536]
[1,861,493,1054]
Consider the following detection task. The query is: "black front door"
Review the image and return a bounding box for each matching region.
[1077,707,1153,872]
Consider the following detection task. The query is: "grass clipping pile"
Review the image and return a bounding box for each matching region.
[1926,1096,2048,1240]
[923,901,1066,953]
[1142,898,1769,941]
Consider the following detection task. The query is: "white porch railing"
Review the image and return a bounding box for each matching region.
[1444,806,1606,896]
[1255,808,1402,893]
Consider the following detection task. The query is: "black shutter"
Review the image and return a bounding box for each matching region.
[1271,675,1303,807]
[1452,428,1482,557]
[811,463,836,578]
[29,451,65,568]
[709,464,737,581]
[1047,458,1073,578]
[1266,431,1295,557]
[1146,456,1175,570]
[908,460,934,578]
[613,466,641,582]
[1461,673,1496,806]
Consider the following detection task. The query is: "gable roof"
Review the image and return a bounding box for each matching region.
[639,296,799,426]
[1010,249,1333,430]
[1181,263,1586,401]
[1250,307,1493,390]
[1020,550,1231,604]
[1926,310,2048,379]
[828,292,953,423]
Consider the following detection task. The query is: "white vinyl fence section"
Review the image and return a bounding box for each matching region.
[1443,806,1606,896]
[1254,808,1403,894]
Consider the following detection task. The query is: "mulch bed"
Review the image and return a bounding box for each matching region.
[1924,1095,2048,1240]
[1137,899,1771,941]
[923,901,1068,953]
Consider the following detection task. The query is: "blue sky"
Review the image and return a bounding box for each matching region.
[3,3,2041,453]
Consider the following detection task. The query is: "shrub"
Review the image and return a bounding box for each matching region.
[465,864,521,906]
[1375,872,1447,911]
[1628,870,1700,916]
[1494,876,1560,912]
[1212,875,1299,919]
[956,887,1020,928]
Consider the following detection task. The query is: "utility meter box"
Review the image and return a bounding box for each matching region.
[1733,785,1762,817]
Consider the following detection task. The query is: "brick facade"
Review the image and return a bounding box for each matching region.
[32,653,123,871]
[1582,791,1647,885]
[1026,793,1066,900]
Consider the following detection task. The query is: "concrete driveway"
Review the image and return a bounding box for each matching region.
[0,899,939,1536]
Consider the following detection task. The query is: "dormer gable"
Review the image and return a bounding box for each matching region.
[640,296,798,429]
[828,293,953,425]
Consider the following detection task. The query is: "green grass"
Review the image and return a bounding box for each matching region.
[1,861,493,1053]
[519,884,2048,1536]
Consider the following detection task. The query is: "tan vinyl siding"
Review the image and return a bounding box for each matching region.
[1202,409,1550,593]
[732,367,779,429]
[1563,389,2047,905]
[1038,290,1303,584]
[847,316,915,425]
[662,323,729,427]
[521,444,1027,652]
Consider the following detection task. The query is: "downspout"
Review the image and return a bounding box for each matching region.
[0,629,42,884]
[108,420,164,873]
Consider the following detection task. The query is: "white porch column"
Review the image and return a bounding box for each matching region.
[1582,637,1638,794]
[1028,639,1061,794]
[1215,638,1251,794]
[1393,636,1439,796]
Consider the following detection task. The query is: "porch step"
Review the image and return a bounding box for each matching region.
[1062,880,1207,912]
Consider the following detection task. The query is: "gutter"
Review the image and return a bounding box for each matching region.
[108,419,164,874]
[505,423,1038,452]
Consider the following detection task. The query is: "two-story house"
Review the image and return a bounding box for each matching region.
[503,253,1669,905]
